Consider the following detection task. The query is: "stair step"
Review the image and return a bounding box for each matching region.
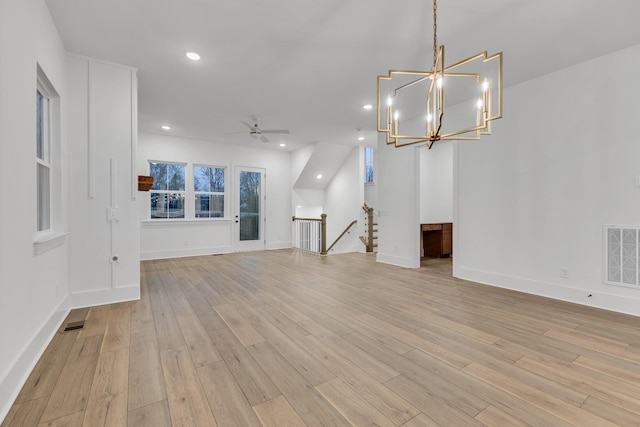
[372,229,378,233]
[373,244,378,248]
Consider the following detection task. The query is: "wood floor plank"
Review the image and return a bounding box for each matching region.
[197,360,262,427]
[544,327,633,359]
[0,396,48,427]
[37,411,85,427]
[247,341,350,427]
[41,334,104,422]
[78,305,110,338]
[5,251,640,427]
[214,303,265,346]
[83,348,129,426]
[315,378,395,427]
[516,355,640,416]
[252,395,307,427]
[573,354,640,385]
[463,362,620,426]
[152,304,186,351]
[15,330,80,403]
[207,327,280,406]
[356,313,472,369]
[386,375,486,427]
[580,395,640,427]
[128,400,172,427]
[128,330,167,410]
[175,313,221,367]
[298,319,401,383]
[474,405,530,427]
[343,331,571,426]
[101,307,131,353]
[251,319,334,386]
[297,333,420,425]
[130,281,155,334]
[401,413,440,427]
[160,346,218,427]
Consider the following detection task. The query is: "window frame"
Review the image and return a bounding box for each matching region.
[36,80,52,232]
[34,65,66,254]
[193,164,226,219]
[365,146,375,184]
[148,161,187,220]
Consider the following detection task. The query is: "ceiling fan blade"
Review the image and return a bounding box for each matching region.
[260,135,270,143]
[240,121,256,130]
[261,129,290,134]
[223,131,249,135]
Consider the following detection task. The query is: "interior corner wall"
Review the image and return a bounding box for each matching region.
[138,133,292,259]
[420,141,453,224]
[0,0,70,422]
[376,136,421,268]
[455,43,640,316]
[67,55,140,307]
[323,146,364,254]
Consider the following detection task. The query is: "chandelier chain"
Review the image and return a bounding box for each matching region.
[433,0,438,68]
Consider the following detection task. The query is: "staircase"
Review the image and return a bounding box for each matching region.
[359,203,378,253]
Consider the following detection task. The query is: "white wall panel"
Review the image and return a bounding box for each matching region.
[0,0,69,421]
[455,44,640,316]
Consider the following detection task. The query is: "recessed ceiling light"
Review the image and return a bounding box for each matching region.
[363,104,373,110]
[296,205,302,208]
[186,52,201,61]
[279,143,286,147]
[161,125,171,130]
[358,136,365,141]
[316,174,323,179]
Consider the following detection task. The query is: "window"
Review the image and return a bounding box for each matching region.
[149,162,186,219]
[36,82,51,231]
[194,165,225,218]
[365,146,374,183]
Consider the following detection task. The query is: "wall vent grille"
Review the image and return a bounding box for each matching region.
[604,225,639,287]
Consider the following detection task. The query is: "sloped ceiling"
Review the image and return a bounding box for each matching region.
[45,0,640,152]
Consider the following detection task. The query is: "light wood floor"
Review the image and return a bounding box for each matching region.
[4,250,640,426]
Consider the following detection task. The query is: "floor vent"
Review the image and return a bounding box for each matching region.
[604,225,639,287]
[63,321,85,332]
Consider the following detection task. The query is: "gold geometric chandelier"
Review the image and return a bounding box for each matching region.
[377,0,503,149]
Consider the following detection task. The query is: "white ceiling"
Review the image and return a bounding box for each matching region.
[45,0,640,151]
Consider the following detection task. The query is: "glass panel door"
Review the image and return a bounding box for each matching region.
[235,167,265,251]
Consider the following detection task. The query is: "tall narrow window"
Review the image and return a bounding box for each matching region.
[36,85,51,231]
[194,165,225,218]
[149,162,186,219]
[365,146,374,183]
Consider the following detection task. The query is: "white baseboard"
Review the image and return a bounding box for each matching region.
[455,266,640,317]
[0,296,70,424]
[140,246,232,261]
[266,242,292,250]
[376,252,420,269]
[70,284,140,309]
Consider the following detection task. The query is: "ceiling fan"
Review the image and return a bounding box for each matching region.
[225,120,290,143]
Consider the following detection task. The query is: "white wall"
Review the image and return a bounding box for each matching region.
[455,43,640,316]
[67,56,140,307]
[376,136,421,268]
[324,147,365,254]
[0,3,141,419]
[138,133,292,259]
[0,0,69,420]
[420,142,453,224]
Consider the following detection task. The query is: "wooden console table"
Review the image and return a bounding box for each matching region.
[421,223,452,258]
